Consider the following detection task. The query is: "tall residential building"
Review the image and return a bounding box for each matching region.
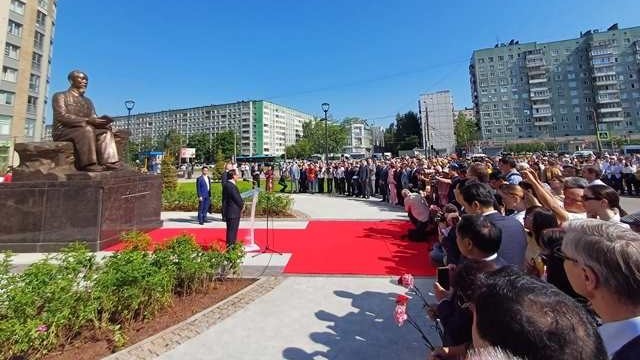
[470,24,640,150]
[419,90,455,154]
[343,118,372,155]
[1,0,56,168]
[112,100,314,156]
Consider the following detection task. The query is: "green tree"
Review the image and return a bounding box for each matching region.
[212,130,237,160]
[300,119,347,155]
[454,113,479,150]
[161,154,177,192]
[158,129,185,162]
[186,132,212,163]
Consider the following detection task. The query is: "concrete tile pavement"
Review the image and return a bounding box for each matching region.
[157,276,438,360]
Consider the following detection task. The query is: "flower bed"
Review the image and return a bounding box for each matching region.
[0,232,247,360]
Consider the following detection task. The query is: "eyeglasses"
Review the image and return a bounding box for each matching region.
[554,248,579,263]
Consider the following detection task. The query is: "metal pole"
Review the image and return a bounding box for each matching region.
[591,108,603,153]
[324,110,328,163]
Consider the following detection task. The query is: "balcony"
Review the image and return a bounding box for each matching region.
[598,106,622,113]
[528,68,546,76]
[530,92,551,100]
[590,48,616,57]
[532,110,553,118]
[592,68,616,76]
[526,59,546,68]
[598,88,620,95]
[599,116,624,123]
[594,78,618,86]
[529,77,548,84]
[596,94,620,103]
[532,103,551,110]
[534,119,554,126]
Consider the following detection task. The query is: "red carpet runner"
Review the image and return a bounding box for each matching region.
[105,220,435,276]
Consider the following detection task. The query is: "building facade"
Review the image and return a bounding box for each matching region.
[470,24,640,150]
[112,100,313,156]
[454,107,475,122]
[419,90,455,154]
[1,0,56,168]
[343,119,373,155]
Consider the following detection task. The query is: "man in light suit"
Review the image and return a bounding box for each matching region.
[222,169,244,248]
[196,166,212,225]
[289,161,300,193]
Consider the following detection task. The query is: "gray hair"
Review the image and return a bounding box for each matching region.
[562,219,640,306]
[563,176,588,189]
[466,347,523,360]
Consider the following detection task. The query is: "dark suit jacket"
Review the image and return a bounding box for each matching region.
[613,335,640,360]
[222,180,244,219]
[196,175,211,199]
[358,165,369,181]
[484,212,527,267]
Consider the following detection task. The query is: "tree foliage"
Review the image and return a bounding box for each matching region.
[298,119,347,157]
[383,111,422,155]
[454,113,479,149]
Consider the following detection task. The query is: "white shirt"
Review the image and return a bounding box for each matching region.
[510,210,526,225]
[598,315,640,358]
[203,175,210,190]
[589,179,607,186]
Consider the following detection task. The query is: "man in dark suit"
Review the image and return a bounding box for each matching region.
[196,166,212,225]
[222,169,244,248]
[457,181,526,267]
[358,160,370,198]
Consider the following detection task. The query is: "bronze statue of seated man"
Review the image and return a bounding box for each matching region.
[52,70,122,172]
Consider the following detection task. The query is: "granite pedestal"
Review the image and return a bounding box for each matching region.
[0,172,162,252]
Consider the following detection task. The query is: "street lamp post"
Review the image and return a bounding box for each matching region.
[124,100,136,131]
[322,103,330,163]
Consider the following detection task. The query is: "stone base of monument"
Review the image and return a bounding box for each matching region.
[0,139,162,252]
[0,173,162,252]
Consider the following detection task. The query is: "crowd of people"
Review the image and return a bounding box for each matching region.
[244,151,640,359]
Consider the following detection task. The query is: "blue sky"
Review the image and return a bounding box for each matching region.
[49,0,640,127]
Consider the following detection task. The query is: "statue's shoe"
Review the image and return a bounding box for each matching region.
[103,161,123,170]
[84,164,104,172]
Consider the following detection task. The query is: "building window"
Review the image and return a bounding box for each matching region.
[0,91,15,106]
[4,43,20,59]
[10,0,25,15]
[29,74,40,92]
[34,31,45,51]
[24,119,35,137]
[32,52,42,71]
[38,0,48,9]
[27,95,37,113]
[36,11,47,27]
[0,115,11,135]
[8,20,23,37]
[551,49,559,56]
[2,67,17,82]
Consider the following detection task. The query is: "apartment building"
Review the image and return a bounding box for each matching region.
[470,24,640,150]
[343,118,373,155]
[419,90,456,154]
[112,100,314,156]
[454,107,475,122]
[1,0,56,168]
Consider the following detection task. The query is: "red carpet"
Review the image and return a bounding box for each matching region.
[105,221,435,276]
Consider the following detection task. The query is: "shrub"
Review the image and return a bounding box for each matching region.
[161,154,177,192]
[120,230,152,251]
[152,234,210,295]
[0,236,246,359]
[92,250,174,326]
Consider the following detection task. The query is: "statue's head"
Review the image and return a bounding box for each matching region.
[67,70,88,93]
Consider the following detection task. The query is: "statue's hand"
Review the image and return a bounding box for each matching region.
[88,117,110,127]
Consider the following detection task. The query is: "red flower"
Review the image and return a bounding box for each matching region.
[395,293,410,305]
[394,304,408,326]
[398,273,415,288]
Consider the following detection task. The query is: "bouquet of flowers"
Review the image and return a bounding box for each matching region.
[394,294,435,351]
[398,273,429,308]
